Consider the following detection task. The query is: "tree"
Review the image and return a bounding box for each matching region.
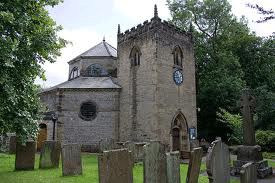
[247,3,275,23]
[0,0,67,143]
[167,0,275,141]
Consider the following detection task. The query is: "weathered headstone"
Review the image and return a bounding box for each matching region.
[99,138,113,152]
[61,144,82,176]
[240,162,257,183]
[143,141,167,183]
[206,137,230,183]
[98,149,133,183]
[166,151,180,183]
[126,142,147,162]
[15,140,36,170]
[39,140,61,169]
[186,147,203,183]
[231,89,272,178]
[9,135,16,154]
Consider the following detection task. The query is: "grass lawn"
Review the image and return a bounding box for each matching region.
[0,153,243,183]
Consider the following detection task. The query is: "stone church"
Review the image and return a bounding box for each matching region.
[39,6,197,153]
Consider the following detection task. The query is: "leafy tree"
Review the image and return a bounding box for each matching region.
[167,0,246,141]
[0,0,67,143]
[168,0,275,141]
[247,3,275,23]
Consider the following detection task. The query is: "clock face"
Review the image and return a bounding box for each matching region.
[173,69,184,86]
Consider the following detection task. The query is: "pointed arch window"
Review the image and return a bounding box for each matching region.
[130,47,141,66]
[173,46,183,67]
[69,67,80,80]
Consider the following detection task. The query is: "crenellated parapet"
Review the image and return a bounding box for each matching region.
[117,5,192,44]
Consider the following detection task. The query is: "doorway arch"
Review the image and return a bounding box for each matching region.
[37,123,47,151]
[171,112,189,152]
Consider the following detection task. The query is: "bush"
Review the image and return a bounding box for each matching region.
[217,108,243,145]
[256,130,275,152]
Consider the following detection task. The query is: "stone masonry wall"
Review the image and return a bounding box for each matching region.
[117,15,196,150]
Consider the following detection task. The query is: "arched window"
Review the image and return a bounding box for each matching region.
[69,67,80,80]
[79,101,97,121]
[130,47,141,66]
[173,46,183,67]
[87,64,108,77]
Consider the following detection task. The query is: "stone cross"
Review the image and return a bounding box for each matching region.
[240,88,256,146]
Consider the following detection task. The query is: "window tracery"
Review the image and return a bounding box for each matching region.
[173,46,183,67]
[69,67,80,80]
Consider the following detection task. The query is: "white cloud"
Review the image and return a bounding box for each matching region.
[229,0,275,36]
[113,0,171,21]
[36,28,104,87]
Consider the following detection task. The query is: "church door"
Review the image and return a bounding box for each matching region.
[172,113,189,152]
[37,123,47,151]
[172,127,180,151]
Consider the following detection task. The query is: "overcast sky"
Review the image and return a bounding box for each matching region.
[36,0,275,87]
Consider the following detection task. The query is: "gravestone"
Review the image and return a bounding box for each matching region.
[231,89,272,178]
[99,138,113,153]
[143,141,167,183]
[126,142,147,162]
[15,140,36,170]
[240,162,257,183]
[206,137,230,183]
[98,149,133,183]
[61,144,82,176]
[186,147,203,183]
[166,151,180,183]
[9,135,16,154]
[39,140,61,169]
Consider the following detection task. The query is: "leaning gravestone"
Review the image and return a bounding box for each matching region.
[143,141,167,183]
[39,140,61,169]
[166,151,180,183]
[206,137,230,183]
[240,162,257,183]
[61,144,82,176]
[231,88,272,178]
[186,147,203,183]
[98,149,133,183]
[15,140,36,170]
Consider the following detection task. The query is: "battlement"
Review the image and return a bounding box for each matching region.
[117,5,192,44]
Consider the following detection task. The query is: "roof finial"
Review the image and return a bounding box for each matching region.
[154,4,158,18]
[103,36,105,42]
[118,24,121,34]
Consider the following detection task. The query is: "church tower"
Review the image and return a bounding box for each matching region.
[117,5,196,152]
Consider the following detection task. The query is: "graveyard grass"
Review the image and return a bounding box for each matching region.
[1,153,274,183]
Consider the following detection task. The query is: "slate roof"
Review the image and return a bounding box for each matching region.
[40,77,121,93]
[68,40,117,63]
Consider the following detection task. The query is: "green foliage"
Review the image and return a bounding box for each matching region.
[217,108,243,144]
[256,130,275,151]
[247,3,275,23]
[167,0,275,140]
[0,0,67,143]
